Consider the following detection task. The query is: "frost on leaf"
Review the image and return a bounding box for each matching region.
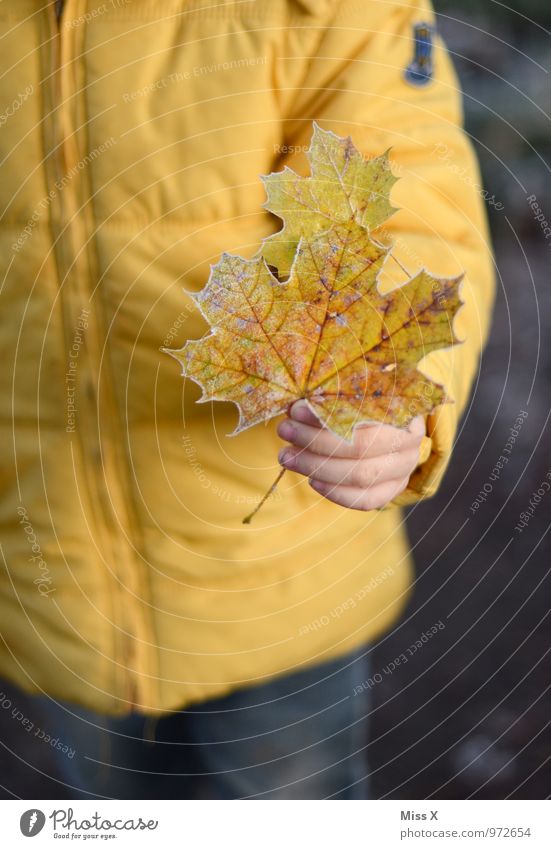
[260,122,399,277]
[164,220,463,442]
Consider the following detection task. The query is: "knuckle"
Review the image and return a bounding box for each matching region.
[293,451,310,475]
[370,458,387,484]
[354,460,375,488]
[309,455,328,479]
[320,434,340,457]
[355,427,376,457]
[298,452,315,474]
[391,440,408,459]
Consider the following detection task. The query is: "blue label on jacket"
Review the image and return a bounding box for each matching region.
[405,22,434,86]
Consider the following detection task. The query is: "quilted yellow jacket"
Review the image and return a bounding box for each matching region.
[0,0,494,715]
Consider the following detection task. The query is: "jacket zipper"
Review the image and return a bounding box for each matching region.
[45,0,140,711]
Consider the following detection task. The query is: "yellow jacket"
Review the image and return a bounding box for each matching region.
[0,0,494,715]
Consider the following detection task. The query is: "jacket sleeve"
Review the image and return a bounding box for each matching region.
[277,0,496,503]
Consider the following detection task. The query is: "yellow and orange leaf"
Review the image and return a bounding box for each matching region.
[260,122,399,276]
[164,220,462,442]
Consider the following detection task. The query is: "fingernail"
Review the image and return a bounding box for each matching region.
[291,401,310,422]
[278,448,295,468]
[309,478,324,492]
[277,420,294,440]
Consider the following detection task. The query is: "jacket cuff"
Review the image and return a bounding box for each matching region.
[391,401,457,506]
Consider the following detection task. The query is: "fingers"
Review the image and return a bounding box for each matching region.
[309,476,410,511]
[279,402,425,459]
[278,444,420,488]
[288,400,321,427]
[277,402,424,512]
[278,417,360,459]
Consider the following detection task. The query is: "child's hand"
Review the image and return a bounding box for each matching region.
[276,401,426,511]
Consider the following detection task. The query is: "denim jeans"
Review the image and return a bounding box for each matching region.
[38,644,372,800]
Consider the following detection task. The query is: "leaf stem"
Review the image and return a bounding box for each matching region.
[242,467,286,524]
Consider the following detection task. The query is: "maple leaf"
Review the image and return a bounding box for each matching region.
[164,222,462,442]
[163,123,464,521]
[260,122,399,276]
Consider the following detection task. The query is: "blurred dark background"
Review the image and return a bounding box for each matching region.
[1,0,550,800]
[370,0,551,799]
